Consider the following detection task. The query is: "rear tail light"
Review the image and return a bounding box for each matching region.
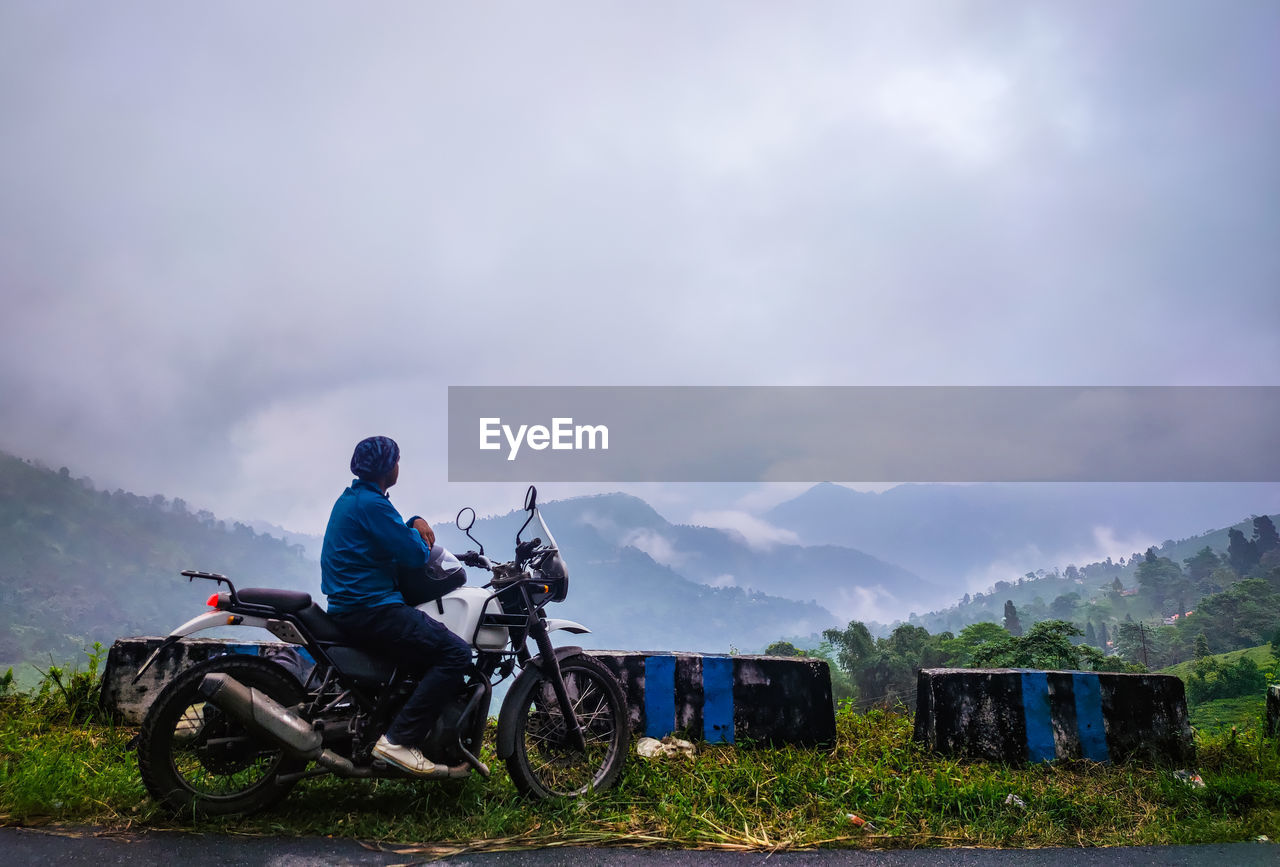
[206,592,227,610]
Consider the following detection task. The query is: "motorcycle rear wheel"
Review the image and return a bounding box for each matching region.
[138,654,308,817]
[504,653,628,798]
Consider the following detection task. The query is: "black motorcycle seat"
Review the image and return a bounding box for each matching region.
[295,603,348,643]
[238,588,312,612]
[247,598,417,683]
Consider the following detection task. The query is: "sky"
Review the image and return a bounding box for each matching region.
[1,1,1278,537]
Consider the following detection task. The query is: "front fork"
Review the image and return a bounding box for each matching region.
[524,595,589,753]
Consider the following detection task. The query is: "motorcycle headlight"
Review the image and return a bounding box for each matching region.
[539,553,569,602]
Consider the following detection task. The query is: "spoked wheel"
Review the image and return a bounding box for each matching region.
[138,654,307,817]
[504,653,628,798]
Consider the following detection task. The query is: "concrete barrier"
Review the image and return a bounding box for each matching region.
[101,638,836,747]
[913,668,1194,765]
[594,651,836,747]
[99,637,314,724]
[1268,684,1279,738]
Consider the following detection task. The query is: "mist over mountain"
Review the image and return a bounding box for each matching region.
[305,490,936,625]
[7,444,1280,674]
[504,493,932,623]
[0,454,837,669]
[767,482,1280,595]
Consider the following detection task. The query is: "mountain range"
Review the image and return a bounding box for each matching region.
[767,481,1280,592]
[3,448,1278,671]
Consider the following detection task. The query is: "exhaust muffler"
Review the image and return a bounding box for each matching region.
[198,672,357,775]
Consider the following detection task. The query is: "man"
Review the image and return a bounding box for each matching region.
[321,435,471,777]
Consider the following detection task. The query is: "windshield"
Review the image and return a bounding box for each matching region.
[535,508,558,553]
[529,505,569,602]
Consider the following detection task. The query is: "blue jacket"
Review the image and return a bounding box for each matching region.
[320,479,431,613]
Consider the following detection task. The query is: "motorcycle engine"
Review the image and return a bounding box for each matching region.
[420,686,489,765]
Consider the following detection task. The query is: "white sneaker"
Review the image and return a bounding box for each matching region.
[372,735,443,777]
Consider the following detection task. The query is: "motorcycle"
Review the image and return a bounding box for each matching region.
[134,485,629,816]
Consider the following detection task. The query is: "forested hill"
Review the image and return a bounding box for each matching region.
[0,453,317,670]
[902,511,1280,663]
[0,453,838,671]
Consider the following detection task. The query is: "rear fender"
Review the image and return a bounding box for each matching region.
[132,610,274,683]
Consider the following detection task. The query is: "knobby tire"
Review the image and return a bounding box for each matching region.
[137,654,307,818]
[504,653,628,798]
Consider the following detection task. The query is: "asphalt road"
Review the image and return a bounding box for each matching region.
[1,826,1275,866]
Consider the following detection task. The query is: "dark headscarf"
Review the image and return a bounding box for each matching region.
[350,436,400,481]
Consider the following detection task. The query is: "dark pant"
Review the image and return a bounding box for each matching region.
[330,603,472,749]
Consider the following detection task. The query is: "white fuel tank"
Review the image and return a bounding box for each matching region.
[419,586,508,651]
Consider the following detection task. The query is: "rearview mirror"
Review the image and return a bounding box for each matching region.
[455,506,476,532]
[524,485,537,512]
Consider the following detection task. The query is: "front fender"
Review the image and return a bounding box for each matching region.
[495,645,584,759]
[543,618,590,635]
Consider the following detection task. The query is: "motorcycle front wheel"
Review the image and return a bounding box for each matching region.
[503,653,629,798]
[137,654,308,817]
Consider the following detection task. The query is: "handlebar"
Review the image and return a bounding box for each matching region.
[515,537,542,561]
[459,550,493,570]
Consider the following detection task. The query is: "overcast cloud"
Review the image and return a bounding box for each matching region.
[1,2,1277,532]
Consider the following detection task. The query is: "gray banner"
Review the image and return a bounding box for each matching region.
[447,386,1280,482]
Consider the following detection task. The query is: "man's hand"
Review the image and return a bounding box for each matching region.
[411,518,436,549]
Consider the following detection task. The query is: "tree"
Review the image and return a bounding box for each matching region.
[1193,632,1210,659]
[1183,547,1221,590]
[817,621,960,707]
[971,621,1089,670]
[1115,621,1151,667]
[853,650,917,707]
[1022,596,1048,624]
[1178,578,1280,651]
[1085,621,1098,647]
[1254,515,1279,557]
[1018,620,1082,669]
[1112,576,1124,592]
[1200,565,1235,596]
[1050,592,1080,620]
[950,622,1010,666]
[1098,621,1109,648]
[821,621,875,676]
[1135,553,1183,615]
[884,624,932,659]
[1228,527,1259,576]
[764,640,802,657]
[1003,600,1023,637]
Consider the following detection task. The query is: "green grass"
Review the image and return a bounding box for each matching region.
[1191,696,1270,734]
[2,697,1278,854]
[1159,644,1276,736]
[1161,645,1276,681]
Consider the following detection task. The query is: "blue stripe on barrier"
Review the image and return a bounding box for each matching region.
[644,655,676,739]
[1072,673,1110,762]
[229,645,258,655]
[1021,671,1056,763]
[702,656,735,744]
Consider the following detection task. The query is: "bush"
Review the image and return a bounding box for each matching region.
[5,643,107,722]
[1187,655,1268,705]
